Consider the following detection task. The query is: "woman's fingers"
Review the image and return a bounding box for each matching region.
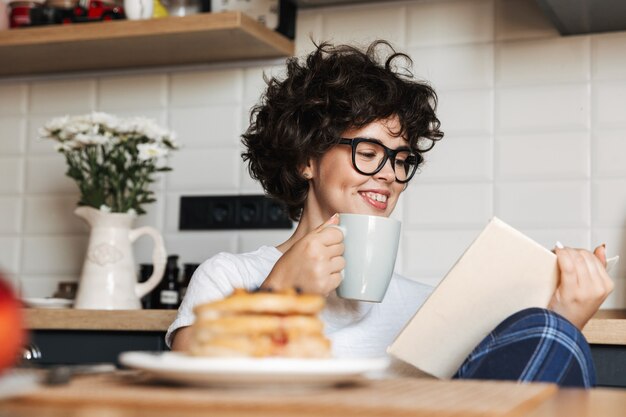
[593,245,607,268]
[555,248,579,297]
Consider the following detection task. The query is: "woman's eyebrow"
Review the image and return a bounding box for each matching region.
[355,136,412,150]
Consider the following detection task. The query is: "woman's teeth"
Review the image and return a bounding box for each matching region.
[364,192,387,203]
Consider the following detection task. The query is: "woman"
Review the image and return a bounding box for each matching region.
[168,40,613,387]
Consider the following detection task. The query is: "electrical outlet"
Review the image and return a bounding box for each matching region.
[179,195,293,230]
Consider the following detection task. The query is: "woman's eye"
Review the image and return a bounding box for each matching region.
[357,151,377,159]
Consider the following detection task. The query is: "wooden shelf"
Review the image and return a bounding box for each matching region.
[0,12,294,77]
[23,308,178,331]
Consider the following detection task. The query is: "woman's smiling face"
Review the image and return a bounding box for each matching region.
[303,116,409,221]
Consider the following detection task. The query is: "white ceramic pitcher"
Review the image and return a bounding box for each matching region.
[73,206,167,310]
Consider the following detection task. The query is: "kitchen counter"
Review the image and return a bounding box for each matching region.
[22,307,626,343]
[23,309,177,332]
[583,309,626,345]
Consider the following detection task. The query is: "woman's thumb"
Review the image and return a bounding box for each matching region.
[594,244,607,268]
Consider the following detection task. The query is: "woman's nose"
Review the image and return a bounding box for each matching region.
[375,158,396,182]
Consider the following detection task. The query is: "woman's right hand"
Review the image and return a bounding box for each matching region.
[261,214,345,295]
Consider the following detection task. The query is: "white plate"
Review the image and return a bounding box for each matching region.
[118,351,390,388]
[22,297,74,309]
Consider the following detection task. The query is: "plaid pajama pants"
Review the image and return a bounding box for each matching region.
[453,308,596,388]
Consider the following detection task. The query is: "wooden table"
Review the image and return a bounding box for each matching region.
[1,372,626,417]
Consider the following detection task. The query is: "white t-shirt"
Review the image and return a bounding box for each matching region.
[166,246,433,358]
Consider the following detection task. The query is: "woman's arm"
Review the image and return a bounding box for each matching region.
[549,245,614,329]
[171,326,193,351]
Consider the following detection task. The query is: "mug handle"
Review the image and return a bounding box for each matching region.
[325,224,347,279]
[129,226,167,299]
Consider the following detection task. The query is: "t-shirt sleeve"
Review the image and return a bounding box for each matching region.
[164,253,255,348]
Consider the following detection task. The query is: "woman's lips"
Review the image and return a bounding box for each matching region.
[359,191,389,211]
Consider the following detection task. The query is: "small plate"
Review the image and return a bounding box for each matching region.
[118,351,390,388]
[22,297,74,309]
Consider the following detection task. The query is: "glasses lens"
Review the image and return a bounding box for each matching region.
[354,140,386,174]
[394,150,419,182]
[353,141,419,181]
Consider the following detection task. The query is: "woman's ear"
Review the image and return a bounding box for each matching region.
[299,160,314,180]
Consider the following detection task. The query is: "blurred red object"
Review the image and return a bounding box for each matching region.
[0,274,25,374]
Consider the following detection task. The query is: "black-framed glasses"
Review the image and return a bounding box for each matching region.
[338,137,422,183]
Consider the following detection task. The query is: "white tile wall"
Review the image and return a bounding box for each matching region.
[495,181,590,228]
[496,132,589,179]
[496,84,589,132]
[0,0,624,308]
[0,117,26,154]
[496,37,589,86]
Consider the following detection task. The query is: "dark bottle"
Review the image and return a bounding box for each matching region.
[181,263,199,301]
[138,263,155,309]
[157,255,180,310]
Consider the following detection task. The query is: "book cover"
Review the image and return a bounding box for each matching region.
[387,217,559,379]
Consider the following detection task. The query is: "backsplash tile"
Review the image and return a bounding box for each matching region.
[592,179,626,228]
[170,68,244,107]
[496,37,590,85]
[407,43,494,90]
[593,81,626,128]
[0,0,623,307]
[417,135,493,182]
[321,3,405,46]
[437,89,493,135]
[169,105,242,148]
[0,197,21,233]
[25,155,75,194]
[496,132,589,179]
[21,235,88,275]
[591,31,626,80]
[496,84,589,132]
[593,130,626,177]
[0,117,26,154]
[0,237,20,275]
[98,74,168,111]
[495,181,590,228]
[406,0,494,47]
[0,83,27,116]
[23,195,86,234]
[0,157,24,194]
[404,183,493,227]
[166,148,240,191]
[29,79,96,115]
[402,229,482,279]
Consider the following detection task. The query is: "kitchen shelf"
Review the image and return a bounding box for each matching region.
[0,11,294,77]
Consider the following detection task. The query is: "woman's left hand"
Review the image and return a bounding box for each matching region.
[548,245,614,330]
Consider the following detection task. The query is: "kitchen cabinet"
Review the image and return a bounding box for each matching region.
[0,12,293,77]
[23,309,177,365]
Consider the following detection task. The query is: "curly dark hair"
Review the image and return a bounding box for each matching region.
[242,40,443,221]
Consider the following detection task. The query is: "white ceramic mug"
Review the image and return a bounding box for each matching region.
[334,213,401,302]
[124,0,154,19]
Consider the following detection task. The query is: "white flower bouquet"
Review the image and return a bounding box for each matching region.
[39,112,179,215]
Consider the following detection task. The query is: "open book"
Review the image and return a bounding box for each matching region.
[387,217,559,379]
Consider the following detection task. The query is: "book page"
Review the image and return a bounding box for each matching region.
[387,217,559,379]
